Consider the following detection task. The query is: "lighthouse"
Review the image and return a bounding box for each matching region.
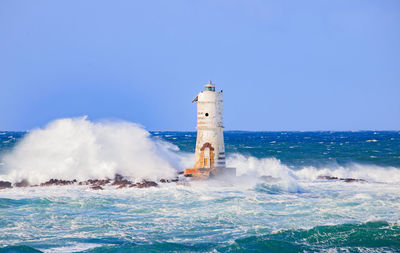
[184,81,235,179]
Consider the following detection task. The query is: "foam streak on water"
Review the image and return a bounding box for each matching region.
[0,180,399,252]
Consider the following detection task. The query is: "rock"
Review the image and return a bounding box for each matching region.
[40,179,76,186]
[4,174,161,190]
[111,174,133,188]
[136,180,158,188]
[91,185,103,190]
[0,181,12,189]
[87,179,110,186]
[159,178,179,183]
[112,179,132,187]
[99,180,108,185]
[15,179,30,187]
[78,179,111,186]
[340,178,366,183]
[317,175,339,180]
[317,175,366,183]
[114,174,124,182]
[117,184,128,189]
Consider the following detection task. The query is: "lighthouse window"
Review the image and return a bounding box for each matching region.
[205,113,209,117]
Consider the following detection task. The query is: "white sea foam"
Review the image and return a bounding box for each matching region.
[1,121,400,252]
[0,116,185,184]
[293,163,400,183]
[42,243,103,253]
[227,154,301,192]
[1,116,400,189]
[227,154,400,186]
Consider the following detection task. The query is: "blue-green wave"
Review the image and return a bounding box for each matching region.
[2,221,398,253]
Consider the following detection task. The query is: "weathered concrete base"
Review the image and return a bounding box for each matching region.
[184,167,236,179]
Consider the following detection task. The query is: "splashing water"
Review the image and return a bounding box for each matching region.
[1,117,183,184]
[1,118,400,252]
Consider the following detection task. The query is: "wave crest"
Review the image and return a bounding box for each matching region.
[294,163,400,183]
[1,117,181,184]
[227,153,400,187]
[2,117,400,187]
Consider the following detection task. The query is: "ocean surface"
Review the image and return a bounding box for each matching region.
[0,119,400,252]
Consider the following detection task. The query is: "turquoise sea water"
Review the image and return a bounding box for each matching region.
[1,130,400,252]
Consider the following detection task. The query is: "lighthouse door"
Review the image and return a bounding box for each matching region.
[203,147,210,168]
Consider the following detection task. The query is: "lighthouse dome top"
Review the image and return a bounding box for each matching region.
[204,80,215,91]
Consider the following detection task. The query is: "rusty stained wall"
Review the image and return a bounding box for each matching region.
[193,142,215,169]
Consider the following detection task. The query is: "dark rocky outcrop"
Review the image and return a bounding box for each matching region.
[159,177,179,183]
[91,185,103,190]
[15,179,30,187]
[0,173,176,190]
[112,179,132,188]
[40,179,76,186]
[0,181,12,189]
[317,175,339,180]
[318,175,366,183]
[114,174,124,182]
[111,174,159,188]
[111,174,133,188]
[136,180,158,188]
[80,179,110,186]
[341,178,366,183]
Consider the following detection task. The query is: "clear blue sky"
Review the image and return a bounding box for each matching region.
[1,0,399,131]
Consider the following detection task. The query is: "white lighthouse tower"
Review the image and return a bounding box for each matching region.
[184,81,235,178]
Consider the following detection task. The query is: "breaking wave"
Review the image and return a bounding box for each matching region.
[227,154,400,191]
[227,154,301,192]
[3,221,398,252]
[1,117,400,188]
[0,117,188,184]
[294,163,400,183]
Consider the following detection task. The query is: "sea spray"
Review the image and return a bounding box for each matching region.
[0,117,307,192]
[2,118,400,190]
[228,154,400,185]
[227,154,302,192]
[1,129,400,252]
[293,163,400,183]
[1,117,184,184]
